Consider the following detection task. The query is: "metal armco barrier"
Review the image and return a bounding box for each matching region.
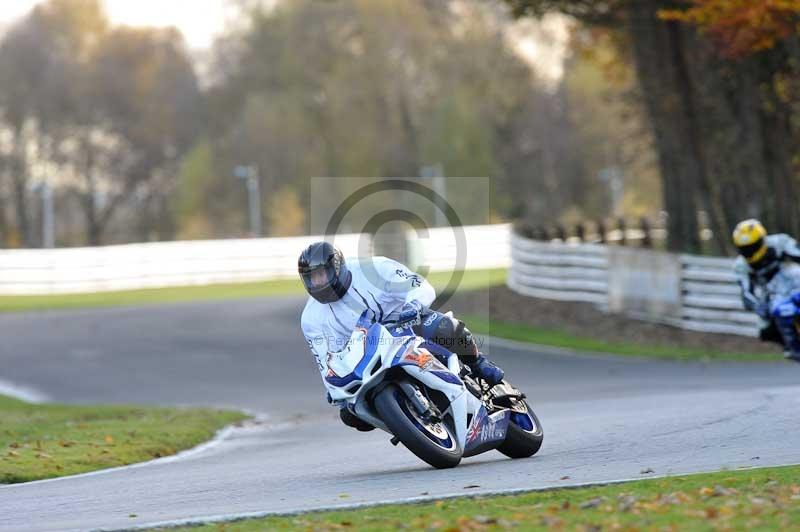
[507,233,609,305]
[509,232,757,337]
[679,254,758,335]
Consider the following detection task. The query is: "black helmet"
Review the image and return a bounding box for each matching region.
[298,242,352,303]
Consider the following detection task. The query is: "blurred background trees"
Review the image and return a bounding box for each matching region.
[0,0,199,246]
[507,0,800,253]
[0,0,798,255]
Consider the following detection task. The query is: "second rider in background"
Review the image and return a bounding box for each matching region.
[733,219,800,359]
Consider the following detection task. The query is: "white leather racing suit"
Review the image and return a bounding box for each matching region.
[734,233,800,333]
[301,256,435,396]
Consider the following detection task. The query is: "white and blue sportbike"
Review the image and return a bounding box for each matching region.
[326,312,543,469]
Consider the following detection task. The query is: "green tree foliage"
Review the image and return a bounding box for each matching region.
[268,185,306,237]
[0,0,670,245]
[562,29,661,219]
[188,0,595,237]
[174,141,221,240]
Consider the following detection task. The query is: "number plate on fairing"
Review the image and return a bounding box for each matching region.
[464,406,510,452]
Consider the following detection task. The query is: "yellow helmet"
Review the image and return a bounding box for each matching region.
[732,219,768,264]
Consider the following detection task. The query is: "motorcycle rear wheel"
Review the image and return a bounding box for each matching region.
[497,400,543,458]
[374,384,462,469]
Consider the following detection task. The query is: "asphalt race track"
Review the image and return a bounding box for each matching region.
[2,296,800,531]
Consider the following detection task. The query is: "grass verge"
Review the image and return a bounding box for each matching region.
[428,268,507,292]
[163,464,800,531]
[465,315,782,362]
[0,269,507,313]
[0,394,247,483]
[0,279,305,313]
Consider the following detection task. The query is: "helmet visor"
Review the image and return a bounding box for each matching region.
[306,267,332,289]
[300,261,345,303]
[301,264,334,291]
[737,238,766,261]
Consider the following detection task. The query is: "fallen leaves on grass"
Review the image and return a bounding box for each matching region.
[539,515,563,527]
[697,484,737,498]
[617,494,638,512]
[579,497,605,509]
[229,467,800,532]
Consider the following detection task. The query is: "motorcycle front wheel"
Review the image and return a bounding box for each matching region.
[374,384,462,469]
[497,400,543,458]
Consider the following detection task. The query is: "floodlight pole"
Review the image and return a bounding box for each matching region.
[31,181,55,248]
[421,164,446,227]
[234,165,262,237]
[41,182,54,248]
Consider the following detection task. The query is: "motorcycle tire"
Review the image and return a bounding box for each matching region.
[374,384,462,469]
[497,401,543,459]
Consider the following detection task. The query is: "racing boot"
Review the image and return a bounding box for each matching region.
[339,407,375,432]
[471,354,505,387]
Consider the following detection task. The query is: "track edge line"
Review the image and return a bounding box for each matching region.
[0,410,271,490]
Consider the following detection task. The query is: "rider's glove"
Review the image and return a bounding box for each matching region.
[397,300,424,326]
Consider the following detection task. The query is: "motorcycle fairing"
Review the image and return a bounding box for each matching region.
[325,317,490,449]
[463,405,510,456]
[325,325,410,387]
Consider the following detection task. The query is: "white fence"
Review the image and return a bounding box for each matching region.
[680,255,758,335]
[507,235,608,304]
[0,223,515,296]
[509,232,758,337]
[0,234,370,296]
[408,224,511,272]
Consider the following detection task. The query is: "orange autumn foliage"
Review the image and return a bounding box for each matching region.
[660,0,800,58]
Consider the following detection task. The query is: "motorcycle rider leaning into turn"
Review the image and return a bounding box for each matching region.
[733,219,800,359]
[298,241,504,432]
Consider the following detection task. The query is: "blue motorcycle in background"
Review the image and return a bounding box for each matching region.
[764,265,800,360]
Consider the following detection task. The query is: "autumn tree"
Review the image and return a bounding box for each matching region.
[0,0,200,246]
[189,0,571,237]
[0,0,106,246]
[507,0,800,254]
[74,26,200,244]
[660,1,800,58]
